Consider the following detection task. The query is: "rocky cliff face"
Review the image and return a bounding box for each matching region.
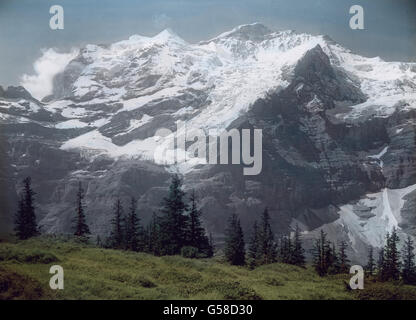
[0,24,415,262]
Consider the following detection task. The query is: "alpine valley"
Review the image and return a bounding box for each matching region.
[1,23,415,263]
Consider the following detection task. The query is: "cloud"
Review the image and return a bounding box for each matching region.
[152,13,172,29]
[21,48,78,100]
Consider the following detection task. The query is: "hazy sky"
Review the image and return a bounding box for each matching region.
[0,0,415,87]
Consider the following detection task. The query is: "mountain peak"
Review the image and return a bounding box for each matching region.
[153,28,186,44]
[294,44,334,81]
[0,85,35,101]
[209,23,272,42]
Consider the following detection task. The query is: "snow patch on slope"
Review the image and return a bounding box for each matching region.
[336,184,416,250]
[61,129,157,160]
[55,119,89,129]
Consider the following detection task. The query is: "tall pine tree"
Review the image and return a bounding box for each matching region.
[125,197,142,251]
[14,194,27,240]
[207,232,214,258]
[312,230,331,276]
[327,243,340,275]
[385,227,401,281]
[258,208,277,264]
[247,221,260,268]
[377,247,385,281]
[108,198,124,249]
[14,177,38,240]
[146,212,162,256]
[159,175,188,255]
[291,224,305,267]
[365,246,375,276]
[401,235,416,285]
[186,190,211,256]
[338,240,350,273]
[224,213,245,266]
[74,182,90,237]
[279,235,292,264]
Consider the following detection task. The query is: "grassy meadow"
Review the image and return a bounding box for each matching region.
[0,236,415,300]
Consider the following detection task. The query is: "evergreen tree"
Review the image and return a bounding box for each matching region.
[377,247,385,280]
[23,177,38,238]
[258,208,277,264]
[146,213,162,256]
[327,243,340,275]
[291,224,305,267]
[323,241,335,274]
[125,197,142,251]
[185,190,211,256]
[14,194,27,240]
[279,235,292,264]
[338,240,350,274]
[247,221,260,268]
[14,177,39,240]
[365,246,375,276]
[385,227,401,281]
[74,181,90,237]
[312,230,330,276]
[224,213,245,266]
[159,175,188,255]
[108,198,125,249]
[312,237,324,276]
[142,223,150,252]
[96,235,102,247]
[207,232,214,258]
[402,235,416,285]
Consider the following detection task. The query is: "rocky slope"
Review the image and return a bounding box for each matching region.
[0,23,415,262]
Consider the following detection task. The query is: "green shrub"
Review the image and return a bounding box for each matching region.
[0,267,45,300]
[356,282,416,300]
[264,277,284,287]
[0,247,58,264]
[136,276,157,288]
[206,281,262,300]
[23,250,59,264]
[181,246,199,259]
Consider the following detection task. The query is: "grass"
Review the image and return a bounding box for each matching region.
[0,236,415,300]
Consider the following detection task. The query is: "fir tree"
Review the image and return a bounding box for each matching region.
[338,240,350,274]
[159,175,188,255]
[324,241,335,274]
[258,208,277,264]
[291,224,305,267]
[401,235,416,285]
[377,247,385,281]
[23,177,38,238]
[247,221,260,268]
[125,197,142,251]
[14,177,38,240]
[312,230,330,276]
[108,198,125,249]
[365,246,375,276]
[14,194,27,240]
[96,235,102,247]
[385,227,401,281]
[327,243,339,275]
[74,181,90,237]
[207,232,214,258]
[279,235,292,264]
[146,213,162,256]
[186,190,211,256]
[312,237,325,276]
[224,213,245,266]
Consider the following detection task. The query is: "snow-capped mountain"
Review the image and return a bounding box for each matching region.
[0,23,415,262]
